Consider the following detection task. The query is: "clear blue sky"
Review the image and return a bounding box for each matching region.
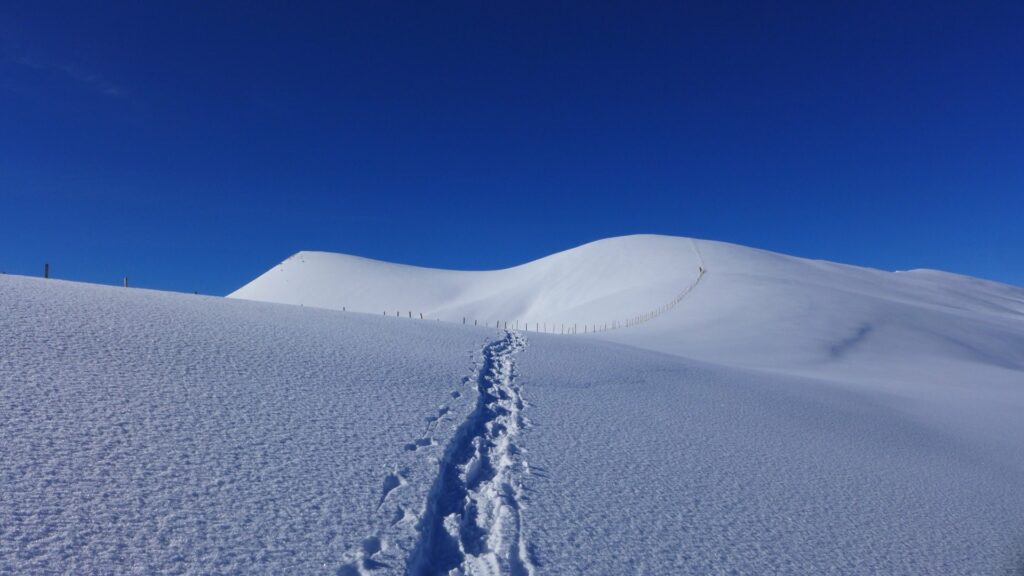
[2,1,1022,294]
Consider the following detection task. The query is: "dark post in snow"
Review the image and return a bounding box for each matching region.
[123,276,128,288]
[44,263,49,279]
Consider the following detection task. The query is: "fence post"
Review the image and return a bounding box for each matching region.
[123,276,128,288]
[44,263,49,279]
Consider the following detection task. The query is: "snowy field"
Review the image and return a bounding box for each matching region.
[3,235,1024,574]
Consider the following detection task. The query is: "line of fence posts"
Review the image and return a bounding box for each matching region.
[350,266,703,336]
[41,262,137,290]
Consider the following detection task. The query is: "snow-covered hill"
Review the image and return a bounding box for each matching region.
[230,235,705,333]
[232,234,1024,378]
[4,235,1024,574]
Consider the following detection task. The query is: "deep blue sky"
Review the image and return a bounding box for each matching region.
[2,1,1022,294]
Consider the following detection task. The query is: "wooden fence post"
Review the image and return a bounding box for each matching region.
[44,263,49,279]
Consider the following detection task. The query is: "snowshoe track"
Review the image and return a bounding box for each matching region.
[407,331,534,576]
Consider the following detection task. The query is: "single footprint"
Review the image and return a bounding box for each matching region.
[362,537,389,570]
[390,506,405,526]
[404,438,433,451]
[378,472,404,508]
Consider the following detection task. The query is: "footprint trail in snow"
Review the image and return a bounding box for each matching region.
[408,330,534,576]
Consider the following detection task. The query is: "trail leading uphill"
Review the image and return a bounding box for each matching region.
[409,330,533,576]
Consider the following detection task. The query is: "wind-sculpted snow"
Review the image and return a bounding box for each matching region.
[0,275,501,574]
[514,335,1024,574]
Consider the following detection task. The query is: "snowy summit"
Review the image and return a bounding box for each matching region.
[3,234,1024,574]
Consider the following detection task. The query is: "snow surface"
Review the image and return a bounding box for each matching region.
[0,275,497,574]
[228,236,703,331]
[4,234,1024,574]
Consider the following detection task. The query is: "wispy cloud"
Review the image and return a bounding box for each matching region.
[9,53,128,99]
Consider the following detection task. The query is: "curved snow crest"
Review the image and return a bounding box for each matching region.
[407,331,534,576]
[229,233,1024,378]
[227,234,702,326]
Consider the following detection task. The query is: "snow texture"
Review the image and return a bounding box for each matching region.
[4,234,1024,574]
[0,275,500,574]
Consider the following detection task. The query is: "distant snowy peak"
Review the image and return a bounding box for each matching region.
[229,234,1024,374]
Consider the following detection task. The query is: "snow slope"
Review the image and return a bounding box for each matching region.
[228,235,703,331]
[230,234,1024,380]
[4,235,1024,574]
[0,275,500,574]
[515,335,1024,574]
